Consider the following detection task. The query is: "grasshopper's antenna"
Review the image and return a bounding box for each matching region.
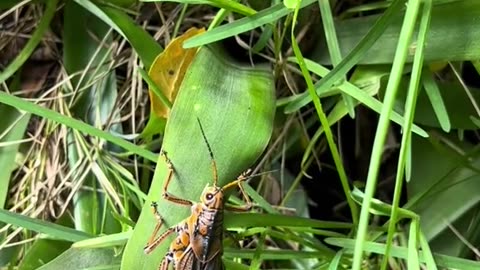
[197,118,218,186]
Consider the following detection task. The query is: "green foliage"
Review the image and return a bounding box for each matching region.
[2,0,480,269]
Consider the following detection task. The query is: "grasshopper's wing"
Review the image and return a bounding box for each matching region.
[176,247,196,270]
[190,211,223,262]
[177,246,225,270]
[202,255,225,270]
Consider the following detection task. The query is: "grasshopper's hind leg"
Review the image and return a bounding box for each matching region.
[159,254,172,270]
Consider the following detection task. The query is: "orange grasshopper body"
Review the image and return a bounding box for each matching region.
[144,120,251,270]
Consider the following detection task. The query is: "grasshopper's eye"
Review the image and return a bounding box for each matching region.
[206,193,214,200]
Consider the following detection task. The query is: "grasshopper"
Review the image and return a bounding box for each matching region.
[144,119,252,269]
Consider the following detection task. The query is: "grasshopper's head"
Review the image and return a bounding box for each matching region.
[200,184,224,209]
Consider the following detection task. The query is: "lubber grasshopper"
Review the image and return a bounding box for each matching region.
[144,119,252,269]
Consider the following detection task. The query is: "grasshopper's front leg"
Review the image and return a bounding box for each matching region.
[224,170,254,212]
[161,150,193,207]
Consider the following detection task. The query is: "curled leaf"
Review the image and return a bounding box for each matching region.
[148,27,205,119]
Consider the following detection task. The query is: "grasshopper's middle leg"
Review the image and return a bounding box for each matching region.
[144,202,175,254]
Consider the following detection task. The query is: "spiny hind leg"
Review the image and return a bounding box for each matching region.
[161,150,193,207]
[159,254,172,270]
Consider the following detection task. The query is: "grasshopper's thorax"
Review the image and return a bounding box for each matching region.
[199,186,224,210]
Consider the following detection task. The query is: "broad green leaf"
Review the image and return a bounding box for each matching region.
[18,239,71,270]
[73,0,162,69]
[37,247,120,270]
[313,0,480,65]
[407,135,480,244]
[122,44,276,269]
[18,215,77,269]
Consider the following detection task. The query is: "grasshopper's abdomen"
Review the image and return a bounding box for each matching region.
[191,204,224,263]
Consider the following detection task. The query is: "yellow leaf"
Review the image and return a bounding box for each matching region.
[148,27,205,118]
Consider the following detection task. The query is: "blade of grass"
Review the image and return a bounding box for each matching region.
[183,0,316,48]
[284,0,405,113]
[145,0,257,16]
[328,249,344,270]
[249,231,266,270]
[0,92,157,162]
[243,183,278,214]
[0,209,92,242]
[73,231,132,248]
[224,248,329,260]
[287,57,428,138]
[291,0,358,226]
[0,111,29,208]
[419,230,438,270]
[351,188,417,219]
[327,237,480,270]
[352,1,422,268]
[0,0,59,84]
[407,219,420,270]
[381,1,431,268]
[224,213,352,229]
[422,68,451,132]
[64,0,123,236]
[318,0,355,117]
[138,69,172,109]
